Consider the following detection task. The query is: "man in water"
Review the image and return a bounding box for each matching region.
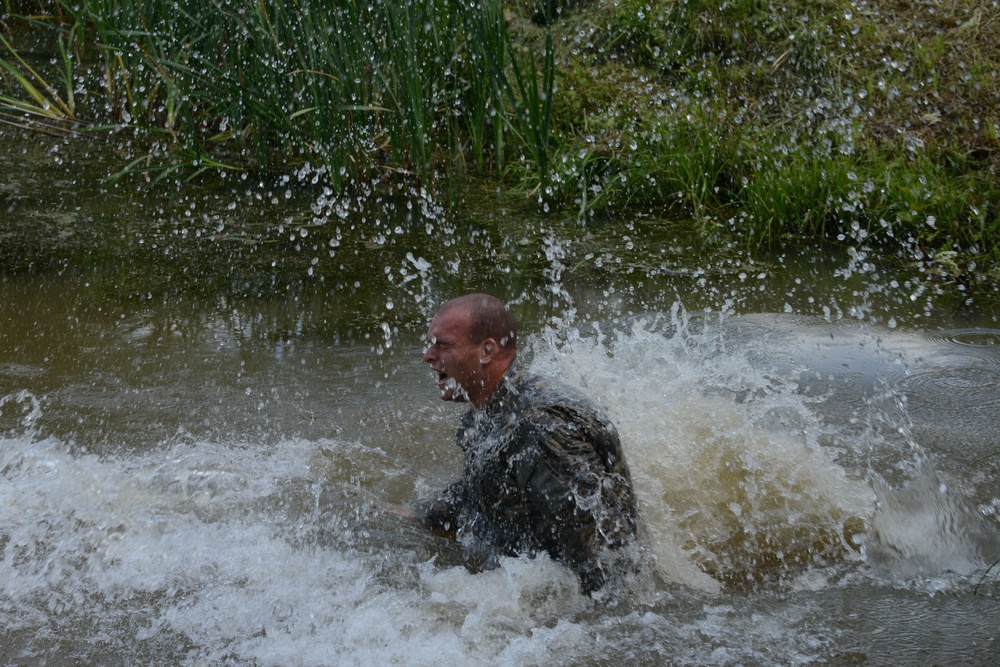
[403,292,638,593]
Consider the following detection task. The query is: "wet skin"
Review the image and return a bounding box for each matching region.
[422,306,507,408]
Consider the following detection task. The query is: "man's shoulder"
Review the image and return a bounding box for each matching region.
[511,368,581,404]
[511,369,613,427]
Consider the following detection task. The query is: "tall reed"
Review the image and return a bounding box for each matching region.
[2,0,555,190]
[461,0,554,190]
[4,0,995,273]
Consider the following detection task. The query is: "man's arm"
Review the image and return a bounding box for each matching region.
[515,407,637,591]
[412,480,464,538]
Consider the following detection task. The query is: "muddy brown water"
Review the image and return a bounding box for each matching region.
[2,127,999,665]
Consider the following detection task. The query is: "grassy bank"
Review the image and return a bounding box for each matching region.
[537,0,999,278]
[2,0,998,279]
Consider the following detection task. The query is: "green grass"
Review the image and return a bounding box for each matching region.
[536,0,999,273]
[1,0,998,277]
[1,0,554,187]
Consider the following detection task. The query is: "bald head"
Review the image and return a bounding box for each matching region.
[437,293,518,352]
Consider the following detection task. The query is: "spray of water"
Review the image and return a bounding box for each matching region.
[859,383,1000,581]
[528,308,876,592]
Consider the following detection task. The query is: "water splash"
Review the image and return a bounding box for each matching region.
[0,390,42,435]
[867,460,1000,580]
[860,383,1000,580]
[0,429,641,665]
[528,309,875,592]
[3,305,1000,665]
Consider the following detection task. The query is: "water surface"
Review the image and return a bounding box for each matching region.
[2,128,999,665]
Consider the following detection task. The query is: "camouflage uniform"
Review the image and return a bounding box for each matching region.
[417,361,638,592]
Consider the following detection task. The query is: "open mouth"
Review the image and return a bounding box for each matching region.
[435,373,466,399]
[434,370,454,392]
[430,367,466,399]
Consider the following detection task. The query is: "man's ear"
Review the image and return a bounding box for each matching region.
[481,338,498,362]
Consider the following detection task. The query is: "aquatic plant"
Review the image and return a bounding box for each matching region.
[1,0,555,188]
[1,0,998,277]
[0,30,76,126]
[458,0,556,193]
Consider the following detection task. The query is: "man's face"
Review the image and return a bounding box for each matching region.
[422,307,484,403]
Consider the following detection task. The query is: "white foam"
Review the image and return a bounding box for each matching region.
[867,459,1000,579]
[528,312,876,590]
[0,432,605,665]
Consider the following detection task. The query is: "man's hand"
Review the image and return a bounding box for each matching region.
[388,506,417,521]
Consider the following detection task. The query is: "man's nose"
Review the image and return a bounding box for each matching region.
[422,347,434,363]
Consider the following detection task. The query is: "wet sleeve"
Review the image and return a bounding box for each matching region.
[516,406,638,592]
[413,480,463,537]
[514,411,605,559]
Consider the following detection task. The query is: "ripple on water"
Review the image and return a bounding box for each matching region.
[895,329,1000,415]
[897,365,1000,397]
[928,328,1000,348]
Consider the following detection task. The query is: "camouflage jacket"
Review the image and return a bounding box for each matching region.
[417,361,638,592]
